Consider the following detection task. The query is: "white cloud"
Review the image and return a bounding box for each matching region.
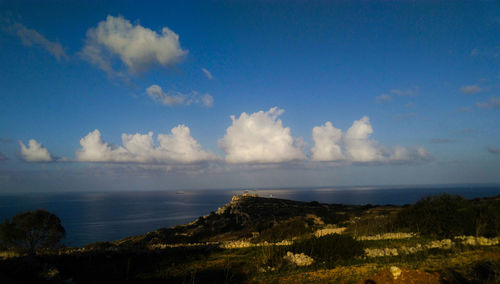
[311,116,431,163]
[157,125,216,163]
[344,116,381,162]
[375,94,392,103]
[146,84,213,107]
[202,68,213,79]
[76,127,217,164]
[146,85,185,106]
[81,15,187,75]
[10,22,67,61]
[200,93,214,107]
[19,139,53,162]
[460,85,481,94]
[476,97,500,109]
[76,130,129,162]
[219,107,306,163]
[311,122,344,161]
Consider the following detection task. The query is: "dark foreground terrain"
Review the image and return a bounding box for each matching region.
[1,193,499,283]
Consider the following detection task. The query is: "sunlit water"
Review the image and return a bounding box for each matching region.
[0,186,498,247]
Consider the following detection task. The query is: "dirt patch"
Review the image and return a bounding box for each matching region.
[358,268,442,284]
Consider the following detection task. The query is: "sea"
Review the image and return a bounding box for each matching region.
[0,185,499,247]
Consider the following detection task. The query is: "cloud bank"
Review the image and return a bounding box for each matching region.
[9,22,67,61]
[146,85,213,107]
[81,15,187,75]
[219,107,306,163]
[311,116,430,163]
[76,127,217,164]
[18,108,432,167]
[19,139,53,162]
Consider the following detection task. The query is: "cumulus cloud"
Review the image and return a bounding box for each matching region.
[76,127,217,164]
[219,107,306,163]
[311,122,344,161]
[460,85,481,94]
[19,139,53,162]
[146,85,213,107]
[81,15,187,75]
[311,116,431,163]
[343,116,382,162]
[476,97,500,109]
[487,146,500,154]
[202,68,213,80]
[8,22,67,61]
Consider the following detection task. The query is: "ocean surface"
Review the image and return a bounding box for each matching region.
[0,185,499,247]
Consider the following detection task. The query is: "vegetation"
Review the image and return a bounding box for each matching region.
[0,209,65,254]
[0,193,499,283]
[396,193,500,238]
[290,234,364,266]
[255,217,314,242]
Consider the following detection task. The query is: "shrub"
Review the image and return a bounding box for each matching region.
[290,234,364,266]
[396,194,474,238]
[345,213,398,237]
[0,209,65,254]
[257,217,313,242]
[471,200,500,237]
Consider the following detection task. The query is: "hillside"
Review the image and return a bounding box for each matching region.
[117,193,389,246]
[1,193,499,283]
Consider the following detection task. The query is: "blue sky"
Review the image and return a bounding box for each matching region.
[0,1,499,192]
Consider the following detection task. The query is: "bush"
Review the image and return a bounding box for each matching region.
[396,194,474,238]
[257,217,313,242]
[290,234,364,266]
[345,213,398,236]
[471,200,500,237]
[0,209,65,254]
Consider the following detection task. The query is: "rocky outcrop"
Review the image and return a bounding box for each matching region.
[283,251,314,266]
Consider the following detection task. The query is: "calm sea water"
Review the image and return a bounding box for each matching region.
[0,186,498,247]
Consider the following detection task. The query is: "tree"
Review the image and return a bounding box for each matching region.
[0,209,65,254]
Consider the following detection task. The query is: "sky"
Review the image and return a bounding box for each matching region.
[0,0,499,192]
